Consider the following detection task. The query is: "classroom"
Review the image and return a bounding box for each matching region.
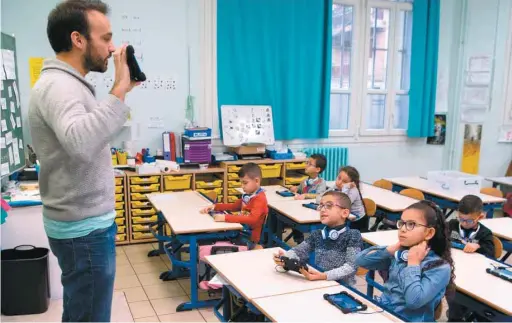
[1,0,512,322]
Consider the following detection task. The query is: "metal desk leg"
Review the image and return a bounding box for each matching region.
[148,212,167,257]
[366,270,375,299]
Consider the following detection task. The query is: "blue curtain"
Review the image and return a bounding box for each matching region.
[408,0,440,138]
[217,0,332,140]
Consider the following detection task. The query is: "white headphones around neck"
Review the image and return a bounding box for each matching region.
[395,249,409,262]
[242,187,264,205]
[321,226,347,241]
[459,224,480,242]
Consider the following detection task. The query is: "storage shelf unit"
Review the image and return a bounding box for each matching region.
[114,173,129,245]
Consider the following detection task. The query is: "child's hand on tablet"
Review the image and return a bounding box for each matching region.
[200,205,214,214]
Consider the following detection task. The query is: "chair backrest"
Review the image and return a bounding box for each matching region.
[400,188,425,200]
[493,236,503,259]
[373,179,393,191]
[480,187,504,198]
[434,300,443,321]
[205,191,218,203]
[363,198,377,217]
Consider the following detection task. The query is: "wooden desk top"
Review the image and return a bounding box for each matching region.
[480,218,512,240]
[268,199,320,224]
[147,191,243,235]
[486,176,512,187]
[362,230,512,316]
[205,248,338,300]
[386,177,506,204]
[252,285,401,322]
[236,185,295,202]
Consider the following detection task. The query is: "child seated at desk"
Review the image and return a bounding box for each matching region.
[317,165,368,232]
[200,163,268,248]
[289,154,328,243]
[447,194,495,257]
[273,191,363,285]
[446,195,495,322]
[356,200,454,322]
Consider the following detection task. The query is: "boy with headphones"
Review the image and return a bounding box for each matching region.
[201,163,268,248]
[448,194,495,257]
[273,191,363,285]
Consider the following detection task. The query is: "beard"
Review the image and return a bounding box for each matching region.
[83,43,109,73]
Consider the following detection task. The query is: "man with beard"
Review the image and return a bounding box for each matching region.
[28,0,137,321]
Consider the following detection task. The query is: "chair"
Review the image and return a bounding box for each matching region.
[493,236,503,259]
[480,187,504,198]
[373,179,393,191]
[205,191,218,203]
[400,188,425,200]
[435,300,444,321]
[363,198,377,217]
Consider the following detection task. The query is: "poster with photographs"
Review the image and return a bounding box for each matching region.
[427,114,447,145]
[221,105,275,146]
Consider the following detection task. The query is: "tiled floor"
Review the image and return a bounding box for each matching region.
[3,237,510,322]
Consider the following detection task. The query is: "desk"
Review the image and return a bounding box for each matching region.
[235,185,295,202]
[480,217,512,261]
[206,248,401,322]
[386,176,505,218]
[252,285,401,322]
[486,177,512,188]
[147,191,243,311]
[361,230,512,320]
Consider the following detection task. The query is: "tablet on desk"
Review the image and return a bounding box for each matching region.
[486,266,512,283]
[323,291,367,314]
[302,202,319,210]
[276,190,295,197]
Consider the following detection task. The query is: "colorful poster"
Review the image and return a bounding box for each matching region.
[460,124,482,174]
[427,114,446,145]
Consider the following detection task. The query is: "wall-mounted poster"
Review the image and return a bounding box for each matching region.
[427,114,446,145]
[460,124,482,175]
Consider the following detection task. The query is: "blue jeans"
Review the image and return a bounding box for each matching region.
[48,222,117,322]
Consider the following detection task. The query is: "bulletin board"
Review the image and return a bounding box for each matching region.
[1,33,25,177]
[220,105,275,146]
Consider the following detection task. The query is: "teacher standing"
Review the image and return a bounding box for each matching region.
[28,0,137,321]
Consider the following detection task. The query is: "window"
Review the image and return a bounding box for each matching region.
[330,0,413,137]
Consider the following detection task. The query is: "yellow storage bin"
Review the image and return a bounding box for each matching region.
[115,177,123,186]
[286,175,308,185]
[131,201,152,209]
[116,209,124,218]
[115,194,124,202]
[196,188,223,196]
[227,165,241,173]
[132,224,152,232]
[195,179,223,189]
[115,234,126,242]
[218,195,224,202]
[132,215,158,224]
[228,180,241,188]
[259,164,282,178]
[115,186,123,194]
[131,184,160,193]
[228,196,239,203]
[130,176,160,185]
[131,193,148,201]
[117,225,125,234]
[115,217,125,225]
[132,208,157,216]
[286,162,307,170]
[132,232,154,240]
[163,174,192,191]
[228,188,242,196]
[115,201,124,210]
[227,173,239,180]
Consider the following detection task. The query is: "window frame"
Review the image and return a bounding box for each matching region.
[330,0,412,138]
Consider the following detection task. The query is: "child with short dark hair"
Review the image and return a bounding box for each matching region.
[273,191,363,285]
[201,163,268,247]
[289,154,328,243]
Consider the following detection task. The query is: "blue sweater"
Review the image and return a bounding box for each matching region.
[356,246,451,322]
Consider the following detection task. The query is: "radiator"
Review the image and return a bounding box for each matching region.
[303,147,348,181]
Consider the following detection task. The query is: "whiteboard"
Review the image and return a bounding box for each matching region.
[221,105,275,146]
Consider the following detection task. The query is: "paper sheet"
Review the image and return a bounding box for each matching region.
[461,106,487,124]
[9,113,15,129]
[1,50,17,80]
[5,131,12,145]
[12,81,20,107]
[468,55,492,72]
[1,163,9,176]
[466,72,491,86]
[16,116,21,128]
[1,120,6,132]
[10,101,15,113]
[0,137,5,149]
[29,57,44,88]
[12,138,20,165]
[7,86,12,98]
[498,125,512,143]
[8,146,14,165]
[18,138,23,149]
[1,98,6,110]
[462,87,490,105]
